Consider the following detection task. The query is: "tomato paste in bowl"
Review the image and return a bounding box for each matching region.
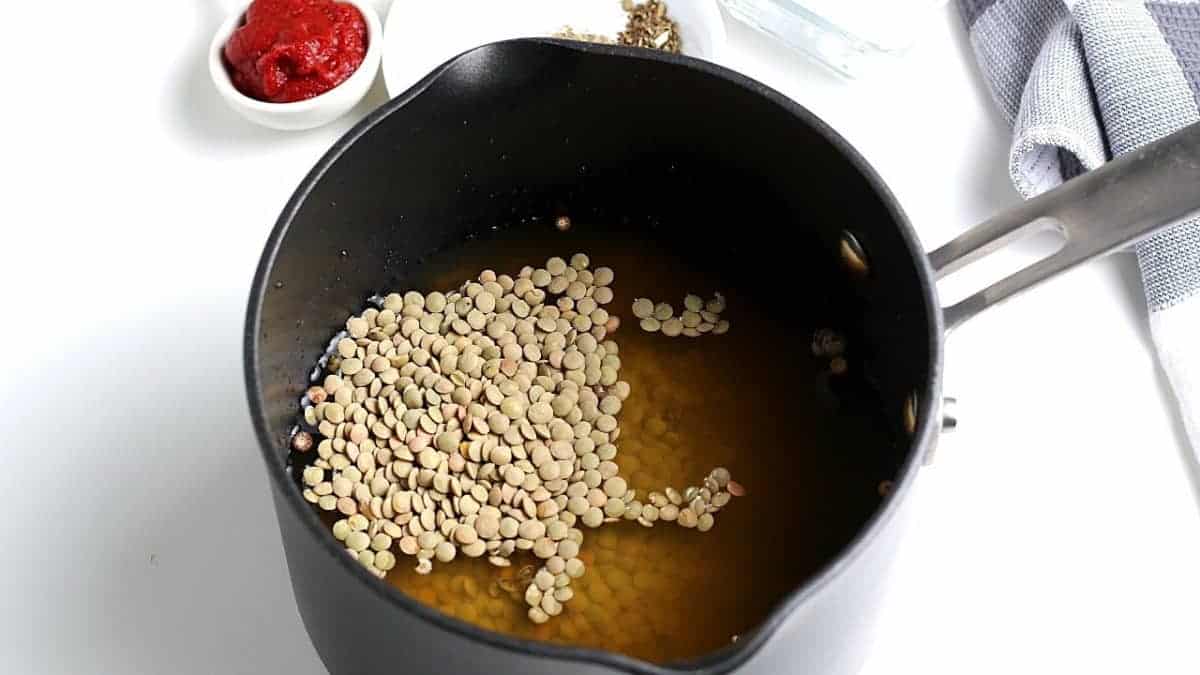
[223,0,368,103]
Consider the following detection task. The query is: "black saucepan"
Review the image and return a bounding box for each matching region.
[245,40,1200,674]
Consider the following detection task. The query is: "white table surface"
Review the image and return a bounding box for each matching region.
[4,2,1199,673]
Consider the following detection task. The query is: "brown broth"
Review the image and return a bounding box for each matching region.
[310,223,893,665]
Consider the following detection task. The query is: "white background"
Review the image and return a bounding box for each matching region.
[3,1,1198,673]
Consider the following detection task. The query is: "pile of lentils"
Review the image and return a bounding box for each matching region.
[294,253,743,624]
[632,292,729,337]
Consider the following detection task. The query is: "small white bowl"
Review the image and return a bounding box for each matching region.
[381,0,726,98]
[209,0,383,131]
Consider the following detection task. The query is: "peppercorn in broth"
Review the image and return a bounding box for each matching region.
[296,225,895,664]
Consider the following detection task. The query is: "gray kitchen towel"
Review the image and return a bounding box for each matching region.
[960,0,1200,452]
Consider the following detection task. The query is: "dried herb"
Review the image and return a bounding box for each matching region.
[618,0,682,53]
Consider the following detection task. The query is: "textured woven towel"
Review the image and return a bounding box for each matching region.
[960,0,1200,452]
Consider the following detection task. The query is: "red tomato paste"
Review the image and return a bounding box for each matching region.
[224,0,367,103]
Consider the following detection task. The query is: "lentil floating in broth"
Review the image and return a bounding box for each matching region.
[290,228,895,664]
[633,291,730,336]
[298,246,740,622]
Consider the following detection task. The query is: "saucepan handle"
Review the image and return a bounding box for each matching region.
[929,121,1200,332]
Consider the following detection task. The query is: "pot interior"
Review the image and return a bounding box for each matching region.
[249,39,936,668]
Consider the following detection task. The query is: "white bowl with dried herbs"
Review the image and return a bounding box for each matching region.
[381,0,726,97]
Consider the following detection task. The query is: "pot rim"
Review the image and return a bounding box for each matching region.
[244,38,945,675]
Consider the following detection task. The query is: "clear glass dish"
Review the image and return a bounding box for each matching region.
[719,0,946,78]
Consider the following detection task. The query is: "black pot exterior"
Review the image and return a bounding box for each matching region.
[247,40,943,674]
